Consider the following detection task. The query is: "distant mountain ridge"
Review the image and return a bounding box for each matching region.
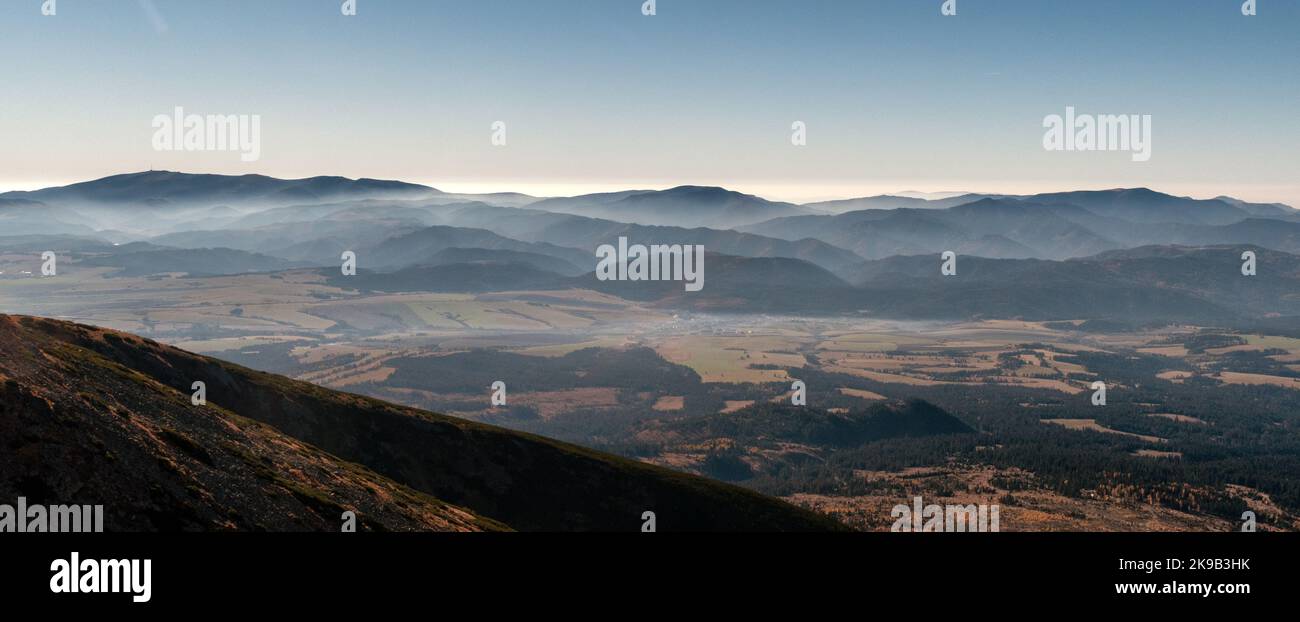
[7,171,1300,278]
[1,170,437,208]
[748,189,1300,260]
[0,172,538,235]
[526,185,819,229]
[802,187,1294,219]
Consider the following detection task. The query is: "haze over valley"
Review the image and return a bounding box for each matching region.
[3,171,1299,531]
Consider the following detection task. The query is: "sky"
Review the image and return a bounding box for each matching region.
[1,0,1297,205]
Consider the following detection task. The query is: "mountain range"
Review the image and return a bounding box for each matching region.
[4,171,1299,326]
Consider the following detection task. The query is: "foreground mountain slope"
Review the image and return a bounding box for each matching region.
[0,315,502,532]
[0,315,842,532]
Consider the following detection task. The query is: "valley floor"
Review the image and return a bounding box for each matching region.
[4,266,1299,531]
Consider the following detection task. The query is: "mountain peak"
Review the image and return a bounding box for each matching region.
[656,185,752,200]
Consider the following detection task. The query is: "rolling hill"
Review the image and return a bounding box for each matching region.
[440,204,866,277]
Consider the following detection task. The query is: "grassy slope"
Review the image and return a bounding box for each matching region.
[0,315,506,532]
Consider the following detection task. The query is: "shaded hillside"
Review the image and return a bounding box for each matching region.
[0,315,502,532]
[0,315,842,532]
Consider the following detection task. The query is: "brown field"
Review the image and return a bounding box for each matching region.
[1043,419,1165,443]
[824,366,951,386]
[1156,370,1194,383]
[513,337,634,357]
[817,342,1092,395]
[311,361,399,387]
[507,388,622,419]
[1146,413,1207,425]
[1207,344,1270,355]
[839,387,887,401]
[1139,345,1189,357]
[1033,349,1092,375]
[1134,449,1183,459]
[653,395,685,411]
[993,376,1087,394]
[653,336,804,384]
[172,334,314,353]
[1216,371,1300,390]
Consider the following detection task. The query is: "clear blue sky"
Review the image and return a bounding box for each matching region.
[2,0,1296,204]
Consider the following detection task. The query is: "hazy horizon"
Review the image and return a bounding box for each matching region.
[3,0,1297,206]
